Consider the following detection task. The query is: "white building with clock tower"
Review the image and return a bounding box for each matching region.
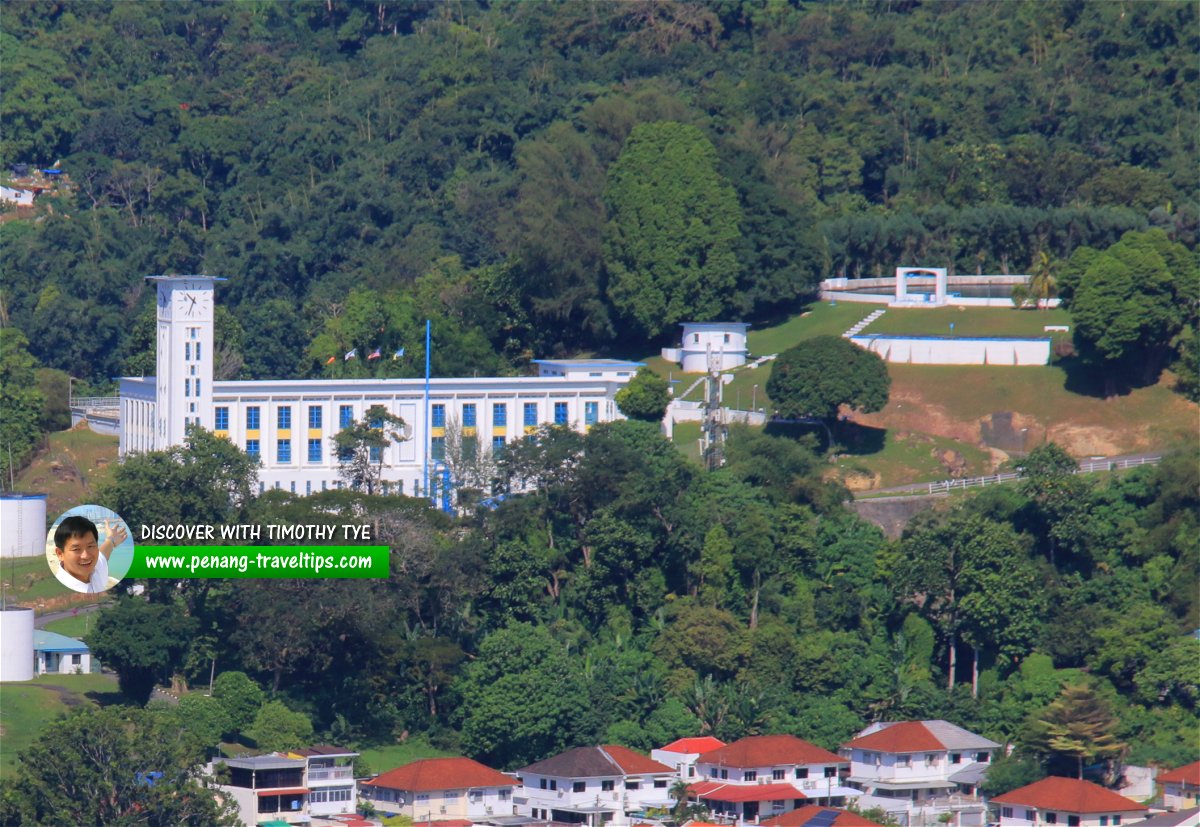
[119,276,641,498]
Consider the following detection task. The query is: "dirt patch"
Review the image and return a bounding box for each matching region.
[831,467,882,492]
[1044,424,1129,457]
[936,448,968,477]
[858,391,981,445]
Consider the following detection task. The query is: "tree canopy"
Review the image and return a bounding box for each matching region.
[766,336,891,423]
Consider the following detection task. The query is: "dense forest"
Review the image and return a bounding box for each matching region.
[1,0,1196,392]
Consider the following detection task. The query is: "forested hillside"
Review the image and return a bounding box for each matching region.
[1,0,1196,388]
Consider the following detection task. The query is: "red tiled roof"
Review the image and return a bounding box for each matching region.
[697,735,845,768]
[603,745,675,775]
[692,781,807,803]
[365,757,513,792]
[1159,762,1200,786]
[762,806,882,827]
[992,777,1148,814]
[660,737,727,755]
[843,722,943,753]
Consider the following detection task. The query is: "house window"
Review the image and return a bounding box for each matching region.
[71,654,81,665]
[710,768,718,779]
[539,779,547,790]
[340,404,353,428]
[1046,814,1057,824]
[626,782,640,790]
[925,753,938,766]
[524,402,538,427]
[278,440,291,463]
[772,801,785,810]
[247,406,260,430]
[796,768,808,779]
[308,438,321,462]
[184,379,190,397]
[896,756,911,768]
[824,767,837,778]
[432,403,446,428]
[773,770,785,780]
[976,752,991,763]
[463,403,476,427]
[720,770,728,780]
[573,782,586,793]
[950,753,962,764]
[1024,811,1034,822]
[743,772,757,782]
[498,790,510,801]
[493,436,506,455]
[196,342,202,360]
[195,379,201,397]
[693,333,700,343]
[308,406,322,428]
[584,401,598,425]
[246,439,259,458]
[189,327,198,339]
[306,481,311,495]
[1001,808,1013,819]
[215,407,229,430]
[724,333,731,343]
[654,780,667,788]
[431,437,445,461]
[493,403,507,426]
[1068,818,1080,827]
[549,780,557,791]
[601,780,614,792]
[688,767,695,778]
[277,406,291,429]
[185,342,192,360]
[370,444,381,463]
[554,402,568,424]
[1112,818,1121,825]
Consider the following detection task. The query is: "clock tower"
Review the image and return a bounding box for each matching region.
[148,276,221,449]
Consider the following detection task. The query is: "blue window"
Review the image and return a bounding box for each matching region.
[463,403,476,427]
[432,404,445,428]
[585,401,599,425]
[554,402,568,425]
[306,481,312,495]
[196,342,202,360]
[493,403,507,427]
[247,406,260,430]
[184,379,190,398]
[277,440,291,463]
[524,403,537,427]
[277,406,291,429]
[308,406,322,429]
[339,405,353,429]
[493,436,506,455]
[369,445,381,463]
[195,379,201,397]
[185,342,192,360]
[308,438,322,462]
[215,407,229,430]
[431,437,445,462]
[246,439,260,459]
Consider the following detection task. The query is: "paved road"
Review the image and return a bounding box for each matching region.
[858,451,1166,499]
[34,601,107,629]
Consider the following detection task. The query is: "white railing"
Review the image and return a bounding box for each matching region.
[927,455,1161,495]
[71,396,120,410]
[307,767,354,782]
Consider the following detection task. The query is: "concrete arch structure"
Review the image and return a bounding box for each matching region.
[895,267,948,305]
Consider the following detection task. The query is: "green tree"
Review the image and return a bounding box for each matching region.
[614,367,670,422]
[1022,682,1126,779]
[85,597,197,705]
[331,404,408,494]
[0,327,45,485]
[603,121,743,337]
[211,671,265,738]
[766,336,890,431]
[246,700,315,753]
[173,693,234,751]
[5,706,238,826]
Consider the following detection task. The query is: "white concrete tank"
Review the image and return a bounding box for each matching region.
[0,493,48,558]
[0,606,35,681]
[678,322,750,373]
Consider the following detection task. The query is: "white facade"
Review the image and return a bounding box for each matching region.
[663,323,750,373]
[851,335,1050,366]
[213,754,309,827]
[0,494,47,557]
[0,607,35,682]
[519,770,675,823]
[287,747,358,817]
[996,806,1145,827]
[119,278,640,497]
[0,186,35,207]
[366,782,516,819]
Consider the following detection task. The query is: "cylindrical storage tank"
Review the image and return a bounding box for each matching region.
[0,493,48,557]
[0,606,35,681]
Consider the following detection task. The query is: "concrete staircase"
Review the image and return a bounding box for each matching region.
[843,309,885,338]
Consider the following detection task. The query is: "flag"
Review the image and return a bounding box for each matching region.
[344,349,357,361]
[367,348,382,361]
[392,347,405,360]
[324,355,335,365]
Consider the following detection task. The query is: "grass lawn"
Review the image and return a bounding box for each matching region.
[358,738,452,775]
[0,557,64,606]
[670,421,703,463]
[42,612,102,639]
[0,673,122,779]
[835,429,994,489]
[15,427,119,521]
[862,306,1073,338]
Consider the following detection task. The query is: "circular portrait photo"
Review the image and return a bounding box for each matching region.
[45,506,134,594]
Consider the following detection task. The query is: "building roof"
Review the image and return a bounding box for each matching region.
[697,735,845,768]
[1159,762,1200,786]
[531,359,645,368]
[843,721,999,753]
[224,755,306,771]
[1129,808,1200,827]
[992,777,1148,814]
[761,806,882,827]
[285,745,358,758]
[659,737,728,755]
[32,630,89,653]
[365,757,513,792]
[690,781,806,803]
[679,322,751,330]
[520,746,673,778]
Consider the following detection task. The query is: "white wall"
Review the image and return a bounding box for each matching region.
[851,336,1050,366]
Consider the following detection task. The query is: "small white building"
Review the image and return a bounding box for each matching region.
[517,745,676,826]
[33,630,94,675]
[0,185,35,207]
[651,736,726,782]
[360,756,516,820]
[1158,762,1200,812]
[992,777,1147,827]
[662,323,750,373]
[214,754,309,827]
[282,745,358,817]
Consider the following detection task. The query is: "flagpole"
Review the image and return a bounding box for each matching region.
[423,319,431,503]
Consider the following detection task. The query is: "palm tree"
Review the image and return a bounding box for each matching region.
[1028,250,1058,310]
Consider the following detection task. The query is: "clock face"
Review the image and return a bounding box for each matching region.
[177,291,210,318]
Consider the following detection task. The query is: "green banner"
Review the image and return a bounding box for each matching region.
[127,546,389,579]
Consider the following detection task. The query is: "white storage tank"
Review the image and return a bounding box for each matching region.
[0,493,48,558]
[675,322,750,373]
[0,606,35,681]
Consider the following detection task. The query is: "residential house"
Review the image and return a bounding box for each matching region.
[517,745,676,826]
[360,756,516,821]
[0,186,35,207]
[840,720,999,827]
[1159,763,1200,812]
[652,737,727,782]
[282,745,358,818]
[32,630,94,675]
[688,734,855,823]
[761,805,884,827]
[992,777,1148,827]
[1127,809,1200,827]
[214,754,309,827]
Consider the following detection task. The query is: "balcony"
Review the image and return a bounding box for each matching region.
[307,767,354,783]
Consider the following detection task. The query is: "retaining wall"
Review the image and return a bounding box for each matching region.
[851,335,1050,365]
